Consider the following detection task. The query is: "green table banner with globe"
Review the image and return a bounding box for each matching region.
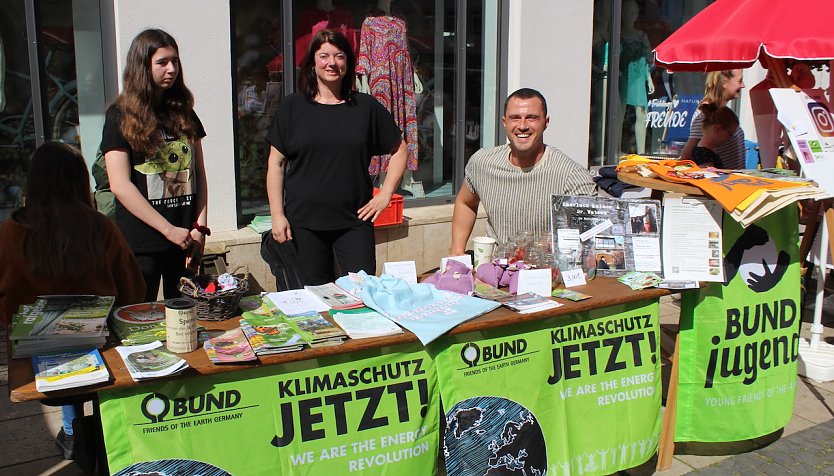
[675,206,800,442]
[432,300,661,476]
[99,344,439,475]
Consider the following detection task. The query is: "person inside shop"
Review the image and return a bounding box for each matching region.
[450,88,597,255]
[0,142,145,460]
[690,103,740,169]
[265,29,407,285]
[102,29,209,301]
[679,70,746,169]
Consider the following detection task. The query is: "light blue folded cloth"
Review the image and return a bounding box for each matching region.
[336,272,499,345]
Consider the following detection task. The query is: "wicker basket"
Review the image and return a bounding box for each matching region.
[179,265,249,321]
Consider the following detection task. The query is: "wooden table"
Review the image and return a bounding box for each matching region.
[617,170,704,197]
[8,278,670,403]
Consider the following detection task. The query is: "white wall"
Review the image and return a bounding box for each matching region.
[112,0,237,231]
[506,0,594,166]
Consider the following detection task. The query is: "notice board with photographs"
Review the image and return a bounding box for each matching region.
[550,195,663,277]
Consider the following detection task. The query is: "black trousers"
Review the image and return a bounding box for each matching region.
[292,223,376,286]
[134,248,188,301]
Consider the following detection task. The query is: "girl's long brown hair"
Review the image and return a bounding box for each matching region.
[114,29,197,157]
[18,143,106,280]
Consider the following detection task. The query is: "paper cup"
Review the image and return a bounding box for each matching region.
[472,236,497,268]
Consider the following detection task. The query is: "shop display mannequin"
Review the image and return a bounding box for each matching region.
[589,0,611,161]
[357,0,423,197]
[618,0,653,154]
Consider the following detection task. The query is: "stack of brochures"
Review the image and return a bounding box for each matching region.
[500,293,562,314]
[247,215,272,234]
[203,328,257,363]
[10,295,114,358]
[31,348,110,392]
[109,302,167,345]
[116,341,189,381]
[240,311,306,355]
[618,271,663,290]
[329,308,403,339]
[305,283,364,310]
[284,311,347,347]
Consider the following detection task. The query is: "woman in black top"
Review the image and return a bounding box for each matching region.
[266,29,407,285]
[102,29,209,300]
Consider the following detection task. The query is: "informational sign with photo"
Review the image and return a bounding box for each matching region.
[550,195,663,276]
[770,88,834,195]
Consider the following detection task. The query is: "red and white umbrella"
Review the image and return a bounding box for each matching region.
[654,0,834,73]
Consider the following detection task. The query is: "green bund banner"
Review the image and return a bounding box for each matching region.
[433,301,661,476]
[100,343,439,475]
[676,206,800,442]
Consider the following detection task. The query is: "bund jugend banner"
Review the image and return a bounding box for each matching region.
[434,301,661,476]
[675,206,800,442]
[100,344,439,475]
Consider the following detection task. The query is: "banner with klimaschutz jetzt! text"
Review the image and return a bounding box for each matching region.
[432,300,661,476]
[675,206,800,442]
[100,343,439,475]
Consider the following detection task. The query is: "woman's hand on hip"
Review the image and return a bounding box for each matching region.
[358,190,391,222]
[271,215,293,243]
[164,226,194,250]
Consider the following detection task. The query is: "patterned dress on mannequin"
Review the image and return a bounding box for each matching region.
[356,16,419,173]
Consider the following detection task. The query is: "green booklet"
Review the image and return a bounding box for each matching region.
[240,311,305,353]
[283,311,346,344]
[11,295,114,340]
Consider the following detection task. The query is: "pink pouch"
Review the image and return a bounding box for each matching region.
[424,260,475,295]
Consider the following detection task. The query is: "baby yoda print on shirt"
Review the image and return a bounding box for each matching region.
[134,135,194,208]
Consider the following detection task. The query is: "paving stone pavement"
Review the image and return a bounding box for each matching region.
[688,419,834,475]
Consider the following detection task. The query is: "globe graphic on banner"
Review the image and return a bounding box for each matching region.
[444,396,547,475]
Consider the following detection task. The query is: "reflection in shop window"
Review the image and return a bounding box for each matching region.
[588,0,719,166]
[0,1,83,221]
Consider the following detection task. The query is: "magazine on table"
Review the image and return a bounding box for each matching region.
[110,302,167,345]
[240,311,306,354]
[115,341,189,381]
[283,311,347,346]
[203,328,257,363]
[329,307,403,339]
[551,195,662,277]
[499,293,562,314]
[11,295,114,340]
[304,282,364,310]
[31,348,110,392]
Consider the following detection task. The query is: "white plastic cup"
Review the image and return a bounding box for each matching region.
[472,236,497,268]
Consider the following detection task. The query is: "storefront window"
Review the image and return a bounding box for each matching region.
[589,0,717,166]
[0,0,95,220]
[232,0,497,224]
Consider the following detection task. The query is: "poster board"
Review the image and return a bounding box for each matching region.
[769,88,834,195]
[551,195,663,276]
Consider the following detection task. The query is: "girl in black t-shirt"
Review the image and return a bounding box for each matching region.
[265,29,407,285]
[101,29,209,300]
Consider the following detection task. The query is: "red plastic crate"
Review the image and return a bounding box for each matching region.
[372,188,404,227]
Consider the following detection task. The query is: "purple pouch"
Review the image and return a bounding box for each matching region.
[476,262,503,287]
[424,260,475,295]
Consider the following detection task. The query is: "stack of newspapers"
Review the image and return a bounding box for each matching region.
[10,295,114,358]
